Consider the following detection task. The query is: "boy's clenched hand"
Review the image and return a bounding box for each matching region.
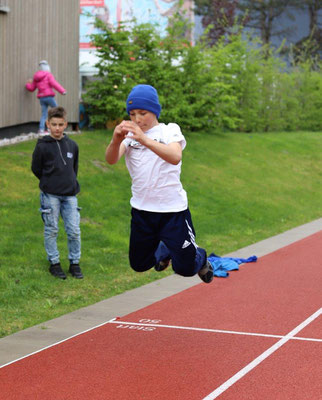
[115,121,147,144]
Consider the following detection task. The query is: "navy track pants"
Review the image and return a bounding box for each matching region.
[129,208,207,277]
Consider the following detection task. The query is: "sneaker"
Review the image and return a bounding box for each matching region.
[154,258,171,272]
[49,263,67,280]
[198,260,214,283]
[69,264,84,279]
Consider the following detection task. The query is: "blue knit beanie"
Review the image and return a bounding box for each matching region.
[126,84,161,118]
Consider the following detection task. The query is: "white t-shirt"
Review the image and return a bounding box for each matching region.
[123,123,188,212]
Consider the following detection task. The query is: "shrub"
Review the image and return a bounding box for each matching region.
[293,62,322,131]
[83,17,190,128]
[83,16,322,132]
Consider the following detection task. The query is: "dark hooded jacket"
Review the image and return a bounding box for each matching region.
[31,134,80,196]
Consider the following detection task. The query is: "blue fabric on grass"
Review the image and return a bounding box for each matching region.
[208,253,257,277]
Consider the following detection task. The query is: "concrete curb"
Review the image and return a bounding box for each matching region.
[0,131,81,147]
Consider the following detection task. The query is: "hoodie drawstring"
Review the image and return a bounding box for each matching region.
[56,140,67,165]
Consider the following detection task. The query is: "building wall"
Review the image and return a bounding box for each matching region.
[0,0,79,131]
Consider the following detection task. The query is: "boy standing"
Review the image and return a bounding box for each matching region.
[105,84,213,283]
[31,107,83,279]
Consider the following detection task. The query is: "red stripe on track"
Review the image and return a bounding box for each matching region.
[216,340,322,400]
[0,325,278,400]
[1,231,322,399]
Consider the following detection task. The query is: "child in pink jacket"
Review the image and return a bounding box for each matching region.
[26,61,66,133]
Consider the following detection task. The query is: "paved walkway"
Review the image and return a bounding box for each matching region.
[1,218,322,367]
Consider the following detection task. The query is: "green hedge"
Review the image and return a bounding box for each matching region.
[83,17,322,133]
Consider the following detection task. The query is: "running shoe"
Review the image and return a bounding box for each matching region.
[154,258,171,272]
[198,260,214,283]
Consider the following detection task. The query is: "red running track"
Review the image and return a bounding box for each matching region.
[1,232,322,399]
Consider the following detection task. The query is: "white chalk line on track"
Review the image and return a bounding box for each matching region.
[1,308,321,372]
[108,319,322,343]
[202,307,322,400]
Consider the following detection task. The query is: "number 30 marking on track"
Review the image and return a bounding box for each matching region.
[115,318,161,332]
[138,319,161,324]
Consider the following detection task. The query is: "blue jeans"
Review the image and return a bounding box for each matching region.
[40,192,81,265]
[39,96,57,131]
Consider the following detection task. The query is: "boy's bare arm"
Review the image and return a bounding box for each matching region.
[142,139,182,165]
[105,123,127,164]
[122,121,182,165]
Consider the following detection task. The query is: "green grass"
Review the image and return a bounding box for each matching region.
[0,129,321,338]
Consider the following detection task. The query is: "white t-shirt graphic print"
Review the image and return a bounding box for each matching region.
[123,123,188,212]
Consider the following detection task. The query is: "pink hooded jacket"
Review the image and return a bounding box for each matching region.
[25,70,66,98]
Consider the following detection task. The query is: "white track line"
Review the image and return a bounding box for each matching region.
[2,309,321,370]
[109,320,322,343]
[0,318,118,369]
[202,307,322,400]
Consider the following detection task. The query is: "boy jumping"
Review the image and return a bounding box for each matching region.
[105,84,213,283]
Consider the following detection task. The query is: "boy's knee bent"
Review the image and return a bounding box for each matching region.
[172,261,196,277]
[129,262,152,272]
[171,245,196,276]
[171,246,206,277]
[129,247,156,273]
